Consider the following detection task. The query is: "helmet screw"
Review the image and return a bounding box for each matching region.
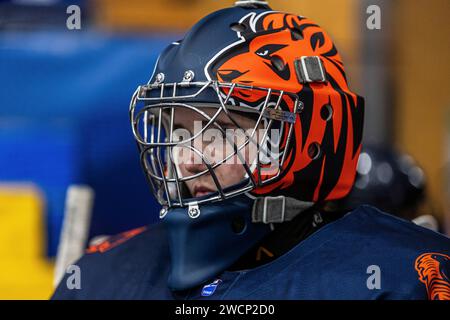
[296,101,305,113]
[155,73,165,84]
[188,203,200,219]
[183,70,195,82]
[159,207,168,219]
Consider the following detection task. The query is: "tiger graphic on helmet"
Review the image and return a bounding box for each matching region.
[206,11,364,202]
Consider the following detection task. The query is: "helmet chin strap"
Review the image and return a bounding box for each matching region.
[252,196,315,224]
[162,193,315,291]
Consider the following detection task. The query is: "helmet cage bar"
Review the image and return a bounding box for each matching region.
[136,104,257,183]
[129,81,299,208]
[141,143,253,206]
[167,107,184,206]
[138,110,256,206]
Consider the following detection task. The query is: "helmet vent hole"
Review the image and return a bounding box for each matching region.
[291,28,304,40]
[320,104,333,122]
[271,55,286,72]
[230,22,247,33]
[308,142,322,160]
[231,216,247,234]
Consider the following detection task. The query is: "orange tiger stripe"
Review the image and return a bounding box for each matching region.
[415,252,450,300]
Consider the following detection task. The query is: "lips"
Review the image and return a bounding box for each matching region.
[193,185,216,198]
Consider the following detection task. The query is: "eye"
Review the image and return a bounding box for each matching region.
[255,44,288,60]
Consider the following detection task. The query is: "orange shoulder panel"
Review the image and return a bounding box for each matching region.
[86,226,147,254]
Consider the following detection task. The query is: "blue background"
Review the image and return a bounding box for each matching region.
[0,30,175,256]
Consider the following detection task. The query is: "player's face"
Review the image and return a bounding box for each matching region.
[169,107,262,198]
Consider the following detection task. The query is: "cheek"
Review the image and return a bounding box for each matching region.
[177,163,187,175]
[216,162,246,185]
[176,161,195,182]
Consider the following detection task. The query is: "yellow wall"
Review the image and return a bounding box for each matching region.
[392,0,450,220]
[0,185,54,299]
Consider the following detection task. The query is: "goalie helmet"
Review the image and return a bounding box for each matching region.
[130,1,364,290]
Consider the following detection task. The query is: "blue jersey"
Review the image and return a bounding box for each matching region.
[52,205,450,300]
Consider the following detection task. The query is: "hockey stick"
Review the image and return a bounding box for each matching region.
[53,185,94,287]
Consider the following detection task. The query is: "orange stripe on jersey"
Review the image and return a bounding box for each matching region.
[86,226,147,254]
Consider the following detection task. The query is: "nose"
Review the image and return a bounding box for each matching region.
[183,154,208,174]
[181,143,209,175]
[218,69,249,82]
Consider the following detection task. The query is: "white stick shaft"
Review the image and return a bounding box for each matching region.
[54,185,94,287]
